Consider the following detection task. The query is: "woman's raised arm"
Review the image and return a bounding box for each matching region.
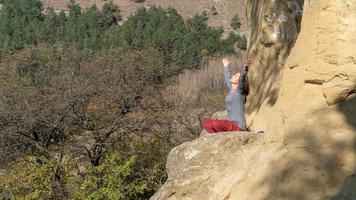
[223,58,232,90]
[239,59,252,95]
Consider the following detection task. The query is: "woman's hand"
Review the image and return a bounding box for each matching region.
[245,59,253,68]
[222,58,231,67]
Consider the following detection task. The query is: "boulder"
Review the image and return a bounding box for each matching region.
[151,132,265,200]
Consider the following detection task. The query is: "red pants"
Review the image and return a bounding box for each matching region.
[202,118,242,133]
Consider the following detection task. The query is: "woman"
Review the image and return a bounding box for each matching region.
[202,57,251,133]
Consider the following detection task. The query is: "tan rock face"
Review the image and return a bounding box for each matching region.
[322,74,355,105]
[245,0,303,120]
[249,0,356,199]
[152,1,356,200]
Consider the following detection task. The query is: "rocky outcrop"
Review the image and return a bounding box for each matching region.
[150,132,265,200]
[248,1,356,197]
[152,0,356,199]
[252,0,356,140]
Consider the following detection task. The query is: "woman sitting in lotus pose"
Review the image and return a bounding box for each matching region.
[202,57,252,133]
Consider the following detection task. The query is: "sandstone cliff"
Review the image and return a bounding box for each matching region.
[152,0,356,199]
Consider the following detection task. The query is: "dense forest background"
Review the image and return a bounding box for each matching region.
[0,0,246,199]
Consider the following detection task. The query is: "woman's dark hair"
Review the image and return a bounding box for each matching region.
[239,65,250,96]
[243,75,250,96]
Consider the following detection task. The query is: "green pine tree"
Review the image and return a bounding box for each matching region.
[231,14,241,30]
[101,1,122,28]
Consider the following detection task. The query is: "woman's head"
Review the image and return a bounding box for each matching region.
[230,72,240,85]
[230,68,250,97]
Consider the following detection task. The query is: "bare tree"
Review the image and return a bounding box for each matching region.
[0,46,166,167]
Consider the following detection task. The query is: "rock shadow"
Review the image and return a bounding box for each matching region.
[258,94,356,200]
[330,94,356,200]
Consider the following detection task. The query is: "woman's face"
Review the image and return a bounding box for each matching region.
[230,72,240,84]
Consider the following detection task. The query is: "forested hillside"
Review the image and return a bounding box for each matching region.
[0,0,246,199]
[41,0,248,38]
